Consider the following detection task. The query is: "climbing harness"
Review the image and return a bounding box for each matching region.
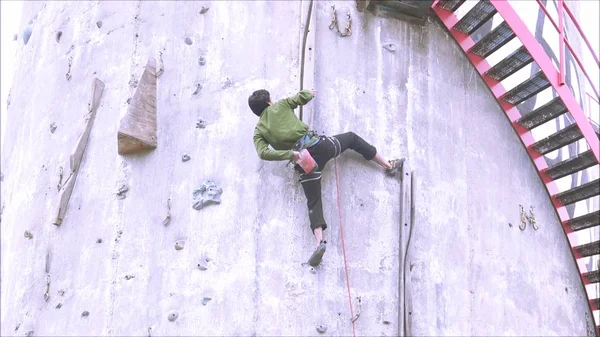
[334,159,357,337]
[329,5,352,37]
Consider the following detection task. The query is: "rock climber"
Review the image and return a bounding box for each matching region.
[249,89,404,267]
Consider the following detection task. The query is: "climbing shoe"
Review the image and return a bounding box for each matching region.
[307,241,327,266]
[385,158,405,176]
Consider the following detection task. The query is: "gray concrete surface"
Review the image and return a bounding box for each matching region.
[0,1,592,336]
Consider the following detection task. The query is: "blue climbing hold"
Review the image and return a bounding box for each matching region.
[23,26,32,45]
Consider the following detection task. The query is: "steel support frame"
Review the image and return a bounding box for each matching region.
[432,1,598,334]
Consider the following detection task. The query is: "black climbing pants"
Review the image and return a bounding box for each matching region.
[295,132,377,232]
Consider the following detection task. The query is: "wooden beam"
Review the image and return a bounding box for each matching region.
[54,78,105,226]
[299,0,316,125]
[357,0,371,12]
[118,58,158,155]
[398,161,413,336]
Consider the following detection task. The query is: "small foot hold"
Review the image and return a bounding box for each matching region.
[307,241,327,267]
[175,240,185,250]
[200,6,209,14]
[182,154,191,162]
[167,311,178,322]
[316,325,327,333]
[202,297,212,305]
[196,119,206,129]
[81,311,89,318]
[192,83,202,95]
[385,158,405,176]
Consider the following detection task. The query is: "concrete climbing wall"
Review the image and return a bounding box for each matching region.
[0,1,592,336]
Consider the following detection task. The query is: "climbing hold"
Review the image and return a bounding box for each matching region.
[24,231,33,239]
[201,297,212,305]
[13,33,18,41]
[222,78,233,89]
[162,198,172,226]
[81,311,89,318]
[198,56,206,66]
[23,26,32,45]
[65,57,72,81]
[97,238,103,243]
[196,119,206,129]
[192,83,202,95]
[382,43,396,53]
[316,325,327,333]
[508,222,513,228]
[116,185,129,199]
[125,274,135,280]
[192,180,223,210]
[185,37,193,45]
[55,303,62,309]
[199,6,209,14]
[175,240,185,250]
[197,258,208,270]
[58,290,65,296]
[182,154,191,162]
[118,58,158,155]
[55,31,62,43]
[96,21,103,28]
[168,311,179,322]
[156,51,164,78]
[26,331,34,337]
[14,323,20,332]
[310,267,316,274]
[383,320,391,325]
[50,123,57,133]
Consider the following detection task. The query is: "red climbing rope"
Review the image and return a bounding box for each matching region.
[334,158,356,337]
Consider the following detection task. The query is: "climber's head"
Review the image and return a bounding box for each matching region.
[248,89,271,117]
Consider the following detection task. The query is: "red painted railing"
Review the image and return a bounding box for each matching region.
[432,0,599,334]
[535,0,599,100]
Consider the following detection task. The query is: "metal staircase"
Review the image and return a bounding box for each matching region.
[432,0,600,334]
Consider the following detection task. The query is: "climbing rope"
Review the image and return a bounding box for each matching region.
[299,3,356,334]
[334,159,357,337]
[329,5,352,37]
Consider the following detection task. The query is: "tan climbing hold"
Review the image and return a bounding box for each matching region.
[54,78,105,226]
[118,58,157,155]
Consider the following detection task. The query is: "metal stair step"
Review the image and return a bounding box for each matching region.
[565,210,600,232]
[545,150,597,180]
[453,0,497,35]
[590,297,599,310]
[583,269,600,284]
[485,46,533,82]
[469,21,516,58]
[555,179,600,206]
[517,97,567,130]
[437,0,466,12]
[500,71,551,105]
[573,240,600,258]
[532,123,583,155]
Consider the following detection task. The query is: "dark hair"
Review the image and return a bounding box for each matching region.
[248,89,270,117]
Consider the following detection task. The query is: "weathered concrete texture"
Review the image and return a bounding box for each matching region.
[0,1,591,336]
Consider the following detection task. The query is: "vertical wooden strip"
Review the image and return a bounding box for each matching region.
[398,161,412,336]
